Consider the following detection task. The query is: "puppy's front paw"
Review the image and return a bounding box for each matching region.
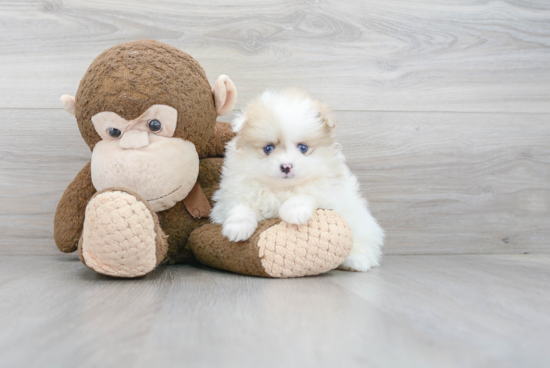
[222,216,257,242]
[338,254,375,272]
[279,203,314,225]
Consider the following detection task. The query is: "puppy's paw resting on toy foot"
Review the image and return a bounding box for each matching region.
[278,195,315,225]
[222,205,258,242]
[79,190,168,278]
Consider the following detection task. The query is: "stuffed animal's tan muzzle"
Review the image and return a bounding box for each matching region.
[91,134,199,212]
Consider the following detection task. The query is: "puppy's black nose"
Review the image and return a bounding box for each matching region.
[280,163,293,174]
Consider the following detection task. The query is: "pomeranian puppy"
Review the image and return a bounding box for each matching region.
[210,89,384,271]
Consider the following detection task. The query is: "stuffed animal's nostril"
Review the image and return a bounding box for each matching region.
[280,163,293,174]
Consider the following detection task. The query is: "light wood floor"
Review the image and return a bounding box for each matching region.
[1,253,549,368]
[1,1,550,367]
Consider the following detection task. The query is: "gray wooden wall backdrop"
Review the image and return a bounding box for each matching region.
[1,0,549,256]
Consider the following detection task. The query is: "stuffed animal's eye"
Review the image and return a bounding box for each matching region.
[298,144,308,154]
[148,119,162,132]
[263,144,275,155]
[108,128,122,138]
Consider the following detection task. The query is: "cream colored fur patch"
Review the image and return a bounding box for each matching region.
[81,191,157,277]
[258,209,353,278]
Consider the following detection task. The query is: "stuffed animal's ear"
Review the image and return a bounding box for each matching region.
[212,75,237,116]
[60,95,76,116]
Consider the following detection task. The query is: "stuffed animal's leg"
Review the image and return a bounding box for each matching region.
[188,209,353,278]
[54,161,97,253]
[78,189,169,278]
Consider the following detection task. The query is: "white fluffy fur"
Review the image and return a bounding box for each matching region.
[211,89,384,272]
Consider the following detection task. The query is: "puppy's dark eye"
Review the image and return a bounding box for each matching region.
[298,144,308,154]
[264,144,275,155]
[148,119,162,132]
[108,128,122,138]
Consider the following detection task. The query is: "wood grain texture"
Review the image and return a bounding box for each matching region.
[0,254,549,368]
[0,109,89,255]
[1,109,548,255]
[336,111,550,254]
[0,0,549,111]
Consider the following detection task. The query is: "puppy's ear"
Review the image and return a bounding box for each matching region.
[316,101,336,128]
[231,113,246,132]
[60,95,76,116]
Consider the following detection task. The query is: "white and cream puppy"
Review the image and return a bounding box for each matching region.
[210,89,384,272]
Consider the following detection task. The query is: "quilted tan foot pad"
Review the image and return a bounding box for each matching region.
[258,209,354,278]
[80,190,159,278]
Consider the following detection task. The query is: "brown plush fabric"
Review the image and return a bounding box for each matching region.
[201,121,235,158]
[74,39,218,156]
[188,219,282,277]
[156,200,202,264]
[197,157,224,205]
[54,161,97,253]
[146,155,223,264]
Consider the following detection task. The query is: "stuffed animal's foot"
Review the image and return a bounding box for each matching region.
[189,209,353,278]
[79,190,168,278]
[257,209,353,277]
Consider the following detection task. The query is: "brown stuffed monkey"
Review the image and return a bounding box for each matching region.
[54,40,352,278]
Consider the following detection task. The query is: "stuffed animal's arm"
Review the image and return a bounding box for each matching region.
[54,161,97,253]
[200,122,235,158]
